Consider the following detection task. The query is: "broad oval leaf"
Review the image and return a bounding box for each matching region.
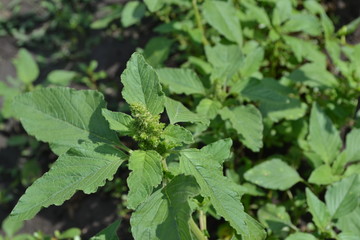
[288,63,338,88]
[47,70,77,86]
[308,164,341,185]
[13,48,39,84]
[131,175,200,240]
[102,109,133,136]
[156,68,206,95]
[144,0,164,12]
[242,1,271,27]
[161,124,194,147]
[343,129,360,163]
[202,0,242,45]
[127,150,163,209]
[220,105,263,152]
[143,37,172,67]
[308,103,341,164]
[205,44,243,81]
[9,143,127,221]
[121,52,165,115]
[165,98,208,125]
[239,47,264,78]
[336,206,360,237]
[196,98,222,120]
[257,203,293,234]
[12,87,120,155]
[241,78,306,122]
[180,149,252,238]
[121,1,146,27]
[305,188,331,231]
[325,174,360,219]
[201,138,232,164]
[244,159,301,190]
[282,13,322,36]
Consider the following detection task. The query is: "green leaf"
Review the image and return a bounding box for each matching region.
[338,233,360,240]
[180,149,251,237]
[56,228,81,239]
[257,203,293,234]
[344,164,360,177]
[143,37,172,67]
[272,0,292,26]
[244,159,301,190]
[339,17,360,36]
[283,36,327,66]
[325,174,360,219]
[188,56,212,75]
[12,87,120,154]
[239,47,264,78]
[308,165,341,185]
[0,82,21,118]
[242,1,271,27]
[305,188,331,231]
[90,220,121,240]
[308,103,341,164]
[9,143,126,221]
[121,1,146,27]
[144,0,164,12]
[131,175,200,240]
[288,63,338,88]
[162,124,194,146]
[102,109,133,135]
[2,217,23,237]
[343,129,360,163]
[337,206,360,237]
[90,6,122,29]
[47,70,77,86]
[242,214,267,240]
[121,52,165,115]
[325,40,349,78]
[321,13,335,39]
[165,98,207,124]
[241,78,306,122]
[260,99,307,122]
[13,48,39,84]
[156,68,206,95]
[196,98,222,120]
[231,214,267,240]
[282,13,322,36]
[202,0,242,45]
[127,150,163,210]
[205,44,243,81]
[285,232,317,240]
[219,105,263,152]
[201,138,232,164]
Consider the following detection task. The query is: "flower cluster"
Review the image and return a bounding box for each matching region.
[129,103,165,151]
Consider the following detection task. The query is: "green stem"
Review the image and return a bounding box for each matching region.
[199,210,208,238]
[116,143,132,153]
[161,157,169,186]
[301,179,315,193]
[189,218,207,240]
[162,157,168,171]
[192,0,209,46]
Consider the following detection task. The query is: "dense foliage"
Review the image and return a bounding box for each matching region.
[1,0,360,239]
